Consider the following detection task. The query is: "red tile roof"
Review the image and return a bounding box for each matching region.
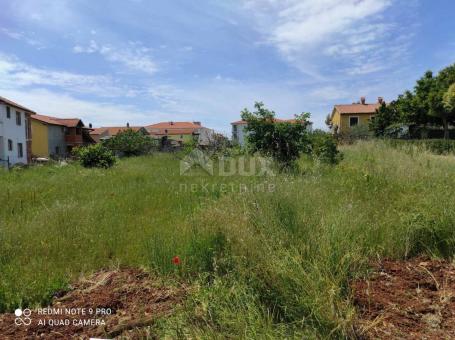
[31,114,84,128]
[32,114,65,126]
[146,122,203,136]
[53,118,83,127]
[0,96,35,113]
[90,126,145,136]
[334,103,381,114]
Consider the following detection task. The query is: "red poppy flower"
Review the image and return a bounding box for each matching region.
[172,256,181,265]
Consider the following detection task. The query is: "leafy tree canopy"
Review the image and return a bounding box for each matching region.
[241,102,311,168]
[370,62,455,139]
[104,129,155,157]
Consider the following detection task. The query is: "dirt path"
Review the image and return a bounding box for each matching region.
[0,268,185,339]
[352,257,455,339]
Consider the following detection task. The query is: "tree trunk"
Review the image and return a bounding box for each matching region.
[442,116,449,140]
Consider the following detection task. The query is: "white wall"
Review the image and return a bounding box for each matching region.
[0,104,29,165]
[196,127,215,146]
[232,123,247,147]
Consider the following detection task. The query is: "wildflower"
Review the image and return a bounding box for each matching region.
[172,256,181,265]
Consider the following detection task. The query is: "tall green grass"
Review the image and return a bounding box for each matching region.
[158,141,455,338]
[1,141,455,338]
[0,153,266,311]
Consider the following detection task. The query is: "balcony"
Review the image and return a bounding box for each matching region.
[65,134,84,146]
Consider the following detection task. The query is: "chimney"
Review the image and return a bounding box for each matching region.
[89,123,92,128]
[360,96,366,105]
[126,122,130,128]
[378,97,384,104]
[193,121,201,126]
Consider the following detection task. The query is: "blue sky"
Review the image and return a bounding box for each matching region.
[0,0,454,133]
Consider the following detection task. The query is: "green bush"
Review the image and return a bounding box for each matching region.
[104,129,156,157]
[427,139,455,154]
[386,139,455,155]
[72,144,116,168]
[310,131,342,164]
[338,124,373,144]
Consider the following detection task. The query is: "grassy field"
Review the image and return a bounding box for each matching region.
[1,141,455,338]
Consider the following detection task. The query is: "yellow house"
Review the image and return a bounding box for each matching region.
[331,97,383,133]
[31,115,67,158]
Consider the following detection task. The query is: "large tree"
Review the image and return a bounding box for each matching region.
[443,83,455,113]
[241,102,311,168]
[104,129,155,156]
[370,101,400,136]
[432,64,455,139]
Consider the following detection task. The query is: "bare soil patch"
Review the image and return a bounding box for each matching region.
[352,257,455,339]
[0,268,185,339]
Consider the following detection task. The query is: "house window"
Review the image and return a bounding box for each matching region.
[6,106,11,118]
[16,111,21,126]
[349,116,359,127]
[18,143,23,158]
[76,128,82,135]
[8,139,13,151]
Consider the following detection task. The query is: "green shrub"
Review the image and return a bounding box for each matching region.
[72,144,116,168]
[104,129,156,157]
[427,139,455,155]
[338,124,373,144]
[386,139,455,155]
[310,131,342,164]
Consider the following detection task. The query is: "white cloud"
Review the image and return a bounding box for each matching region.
[9,0,76,28]
[0,88,163,127]
[0,54,132,97]
[0,27,46,49]
[308,86,348,101]
[243,0,415,77]
[244,0,391,49]
[73,40,158,75]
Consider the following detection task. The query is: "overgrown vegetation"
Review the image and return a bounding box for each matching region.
[386,138,455,155]
[72,143,116,168]
[104,128,156,156]
[1,141,455,337]
[241,102,341,169]
[309,130,342,164]
[370,62,455,139]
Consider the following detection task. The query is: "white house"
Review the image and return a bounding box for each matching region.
[231,120,248,147]
[195,127,216,146]
[0,96,34,167]
[231,118,313,147]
